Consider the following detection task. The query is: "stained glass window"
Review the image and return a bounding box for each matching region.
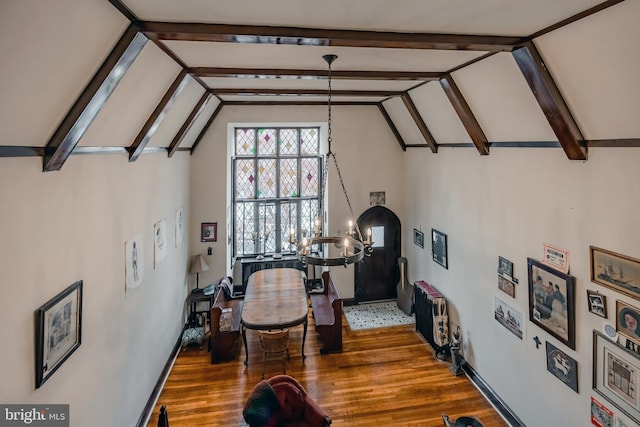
[233,127,322,257]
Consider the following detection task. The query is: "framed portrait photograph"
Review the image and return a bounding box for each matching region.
[201,222,217,242]
[35,280,83,388]
[431,229,448,269]
[590,246,640,300]
[546,341,578,392]
[498,275,516,298]
[593,330,640,425]
[617,300,640,347]
[413,229,424,248]
[498,256,514,279]
[587,290,608,318]
[528,257,576,349]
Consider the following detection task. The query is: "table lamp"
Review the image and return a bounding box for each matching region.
[189,254,209,293]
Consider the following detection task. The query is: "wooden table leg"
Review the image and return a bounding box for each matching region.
[242,324,249,366]
[301,317,308,360]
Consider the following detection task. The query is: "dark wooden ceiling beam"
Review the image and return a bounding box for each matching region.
[512,41,586,160]
[222,100,377,106]
[400,93,438,153]
[211,88,403,97]
[43,24,147,171]
[191,102,224,154]
[129,70,190,162]
[140,22,523,52]
[168,93,213,157]
[439,75,489,155]
[191,67,443,81]
[377,104,407,151]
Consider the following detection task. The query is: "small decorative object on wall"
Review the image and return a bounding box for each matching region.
[542,242,570,274]
[591,396,614,427]
[498,275,516,298]
[35,280,83,388]
[369,191,385,206]
[154,219,167,268]
[125,235,144,289]
[498,256,514,279]
[175,207,184,247]
[545,341,578,392]
[493,296,523,339]
[587,290,608,318]
[603,323,619,342]
[528,258,576,349]
[590,246,640,300]
[413,228,424,248]
[616,300,640,347]
[431,228,448,269]
[593,330,640,425]
[201,222,217,242]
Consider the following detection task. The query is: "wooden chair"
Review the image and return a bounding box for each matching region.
[258,329,290,379]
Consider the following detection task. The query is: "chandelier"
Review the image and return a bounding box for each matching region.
[293,54,373,267]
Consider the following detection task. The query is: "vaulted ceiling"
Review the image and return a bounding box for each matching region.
[2,0,636,171]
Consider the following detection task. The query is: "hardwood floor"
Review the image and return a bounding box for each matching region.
[147,313,508,426]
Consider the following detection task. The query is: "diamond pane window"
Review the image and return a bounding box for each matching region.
[300,157,318,197]
[235,159,255,200]
[235,202,258,254]
[257,158,277,198]
[236,128,255,156]
[300,128,318,155]
[279,129,298,156]
[257,128,277,155]
[279,158,298,197]
[280,201,297,250]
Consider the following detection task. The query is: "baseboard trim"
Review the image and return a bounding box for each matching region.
[462,359,525,427]
[135,330,183,427]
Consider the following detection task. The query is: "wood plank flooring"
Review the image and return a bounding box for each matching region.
[147,312,508,426]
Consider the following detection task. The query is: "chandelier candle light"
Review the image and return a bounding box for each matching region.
[294,54,373,267]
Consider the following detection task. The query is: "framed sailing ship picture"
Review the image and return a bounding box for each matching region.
[590,246,640,300]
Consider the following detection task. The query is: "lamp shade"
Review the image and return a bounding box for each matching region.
[189,254,209,274]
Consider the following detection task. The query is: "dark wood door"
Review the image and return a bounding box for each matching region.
[354,206,401,303]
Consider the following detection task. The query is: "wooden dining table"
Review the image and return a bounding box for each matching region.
[241,268,309,365]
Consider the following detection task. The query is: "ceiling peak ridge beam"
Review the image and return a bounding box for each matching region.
[210,88,403,97]
[377,104,407,151]
[400,93,438,153]
[129,70,190,162]
[43,24,147,171]
[512,41,586,160]
[168,93,212,157]
[439,75,489,155]
[140,22,523,52]
[190,67,443,81]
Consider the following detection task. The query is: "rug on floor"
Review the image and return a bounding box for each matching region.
[344,301,415,330]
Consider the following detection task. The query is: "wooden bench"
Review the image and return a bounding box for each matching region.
[209,288,243,363]
[310,271,342,354]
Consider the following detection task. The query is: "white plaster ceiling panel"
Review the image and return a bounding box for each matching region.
[535,1,640,139]
[202,77,420,92]
[408,81,470,145]
[0,0,126,146]
[381,97,428,147]
[80,42,182,147]
[123,0,605,36]
[147,77,206,148]
[180,97,222,149]
[165,41,484,72]
[450,52,557,142]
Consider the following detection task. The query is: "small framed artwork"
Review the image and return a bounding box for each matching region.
[431,229,448,269]
[413,229,424,249]
[593,330,640,425]
[528,257,576,349]
[591,246,640,300]
[494,296,523,340]
[587,290,608,318]
[591,396,614,427]
[35,280,83,388]
[616,300,640,347]
[175,207,184,248]
[125,235,144,290]
[201,222,217,242]
[542,242,570,274]
[546,341,578,392]
[498,256,514,278]
[369,191,386,206]
[154,219,167,268]
[498,275,516,298]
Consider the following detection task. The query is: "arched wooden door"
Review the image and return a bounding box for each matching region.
[354,206,401,303]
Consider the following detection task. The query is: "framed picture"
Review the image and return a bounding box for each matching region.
[528,257,576,349]
[35,280,83,388]
[590,246,640,300]
[494,296,523,340]
[591,396,614,427]
[125,235,143,290]
[175,207,184,248]
[154,219,167,268]
[587,290,608,318]
[498,256,514,278]
[546,341,578,392]
[617,300,640,347]
[498,275,516,298]
[542,242,570,274]
[369,191,385,206]
[413,229,424,248]
[431,229,448,269]
[593,330,640,425]
[201,222,217,242]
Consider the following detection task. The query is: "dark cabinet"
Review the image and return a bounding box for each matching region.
[234,255,305,293]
